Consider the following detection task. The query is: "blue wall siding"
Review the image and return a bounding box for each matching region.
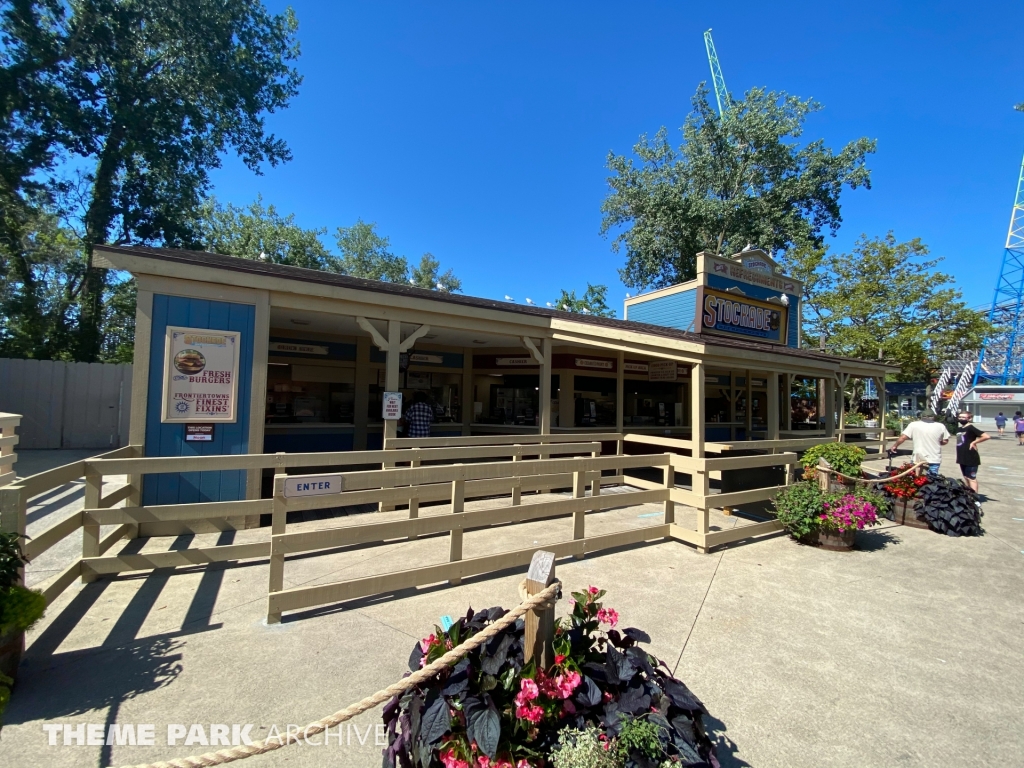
[143,295,255,505]
[626,289,697,331]
[706,275,800,348]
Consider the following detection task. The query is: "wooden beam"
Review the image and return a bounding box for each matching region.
[539,338,552,434]
[356,316,389,350]
[399,324,431,353]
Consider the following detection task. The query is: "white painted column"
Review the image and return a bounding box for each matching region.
[539,338,552,434]
[784,373,793,431]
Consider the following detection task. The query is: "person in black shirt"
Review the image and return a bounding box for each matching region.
[955,412,991,493]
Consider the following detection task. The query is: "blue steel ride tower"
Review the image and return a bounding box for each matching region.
[975,137,1024,386]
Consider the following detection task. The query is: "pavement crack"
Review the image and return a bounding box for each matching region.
[671,548,725,677]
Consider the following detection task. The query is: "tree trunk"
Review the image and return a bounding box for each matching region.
[76,128,123,361]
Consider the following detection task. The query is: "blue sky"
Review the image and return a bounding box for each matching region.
[208,1,1024,314]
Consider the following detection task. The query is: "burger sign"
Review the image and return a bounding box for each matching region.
[162,327,241,422]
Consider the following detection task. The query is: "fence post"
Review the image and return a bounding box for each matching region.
[0,483,27,586]
[81,466,102,583]
[448,478,465,586]
[524,550,556,669]
[0,414,20,487]
[267,473,287,624]
[663,463,675,524]
[590,449,601,498]
[572,470,586,559]
[511,447,522,506]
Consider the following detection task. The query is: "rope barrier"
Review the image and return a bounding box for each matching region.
[817,461,928,486]
[113,580,562,768]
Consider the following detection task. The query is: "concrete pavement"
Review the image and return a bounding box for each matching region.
[2,436,1022,767]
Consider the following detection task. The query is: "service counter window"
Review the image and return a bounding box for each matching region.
[474,374,540,425]
[624,380,684,427]
[369,369,463,424]
[266,364,355,424]
[574,375,617,427]
[750,376,768,429]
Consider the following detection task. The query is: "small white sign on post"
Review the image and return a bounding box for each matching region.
[284,474,344,498]
[382,391,403,420]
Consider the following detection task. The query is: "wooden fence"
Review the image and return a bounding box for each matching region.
[0,412,20,488]
[0,427,893,623]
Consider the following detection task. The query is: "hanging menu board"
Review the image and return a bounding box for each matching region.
[161,326,241,423]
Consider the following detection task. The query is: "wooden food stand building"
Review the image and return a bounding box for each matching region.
[91,244,893,508]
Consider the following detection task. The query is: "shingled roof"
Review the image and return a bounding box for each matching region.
[96,244,892,370]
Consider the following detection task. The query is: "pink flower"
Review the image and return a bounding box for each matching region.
[568,597,576,607]
[516,678,539,702]
[587,586,599,595]
[420,634,436,653]
[440,748,470,768]
[476,757,491,768]
[554,654,567,665]
[515,703,543,723]
[597,607,619,628]
[554,670,581,699]
[602,691,613,703]
[516,761,533,768]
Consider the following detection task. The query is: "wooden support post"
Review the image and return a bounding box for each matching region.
[524,550,556,669]
[462,346,474,436]
[267,473,287,624]
[784,373,793,431]
[876,375,888,454]
[572,470,586,559]
[511,447,522,506]
[407,493,420,541]
[559,372,574,429]
[663,464,675,524]
[81,466,101,583]
[691,362,710,553]
[539,338,552,434]
[768,372,780,441]
[353,335,372,450]
[383,319,401,443]
[448,479,465,585]
[615,351,625,434]
[590,449,601,498]
[824,377,836,438]
[0,483,27,587]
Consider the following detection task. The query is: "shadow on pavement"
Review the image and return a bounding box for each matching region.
[856,529,902,552]
[705,712,752,767]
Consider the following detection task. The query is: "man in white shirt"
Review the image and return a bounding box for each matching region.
[887,410,951,475]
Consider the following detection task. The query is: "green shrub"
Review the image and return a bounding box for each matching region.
[800,442,866,478]
[772,481,825,538]
[0,585,46,635]
[0,531,28,591]
[843,411,866,426]
[551,726,619,768]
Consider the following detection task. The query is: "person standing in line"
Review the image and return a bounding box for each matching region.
[887,409,951,475]
[402,390,435,438]
[994,412,1007,437]
[955,412,991,494]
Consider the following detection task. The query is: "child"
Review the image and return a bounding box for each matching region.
[1016,412,1024,446]
[994,411,1006,437]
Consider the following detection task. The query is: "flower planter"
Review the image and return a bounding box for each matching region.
[890,497,929,529]
[0,627,24,682]
[799,527,857,551]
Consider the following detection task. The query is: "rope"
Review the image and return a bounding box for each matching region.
[517,578,559,607]
[114,580,562,768]
[817,462,928,486]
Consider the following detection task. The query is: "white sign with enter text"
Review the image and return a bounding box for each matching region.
[284,474,344,498]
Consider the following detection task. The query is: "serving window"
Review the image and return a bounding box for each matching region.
[266,364,355,424]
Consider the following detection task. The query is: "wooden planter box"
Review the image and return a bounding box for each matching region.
[799,528,856,551]
[0,627,24,682]
[890,497,929,529]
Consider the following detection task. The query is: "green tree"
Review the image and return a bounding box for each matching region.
[334,219,408,282]
[554,283,615,318]
[791,233,992,381]
[410,253,462,293]
[602,84,876,290]
[195,196,336,271]
[3,0,303,361]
